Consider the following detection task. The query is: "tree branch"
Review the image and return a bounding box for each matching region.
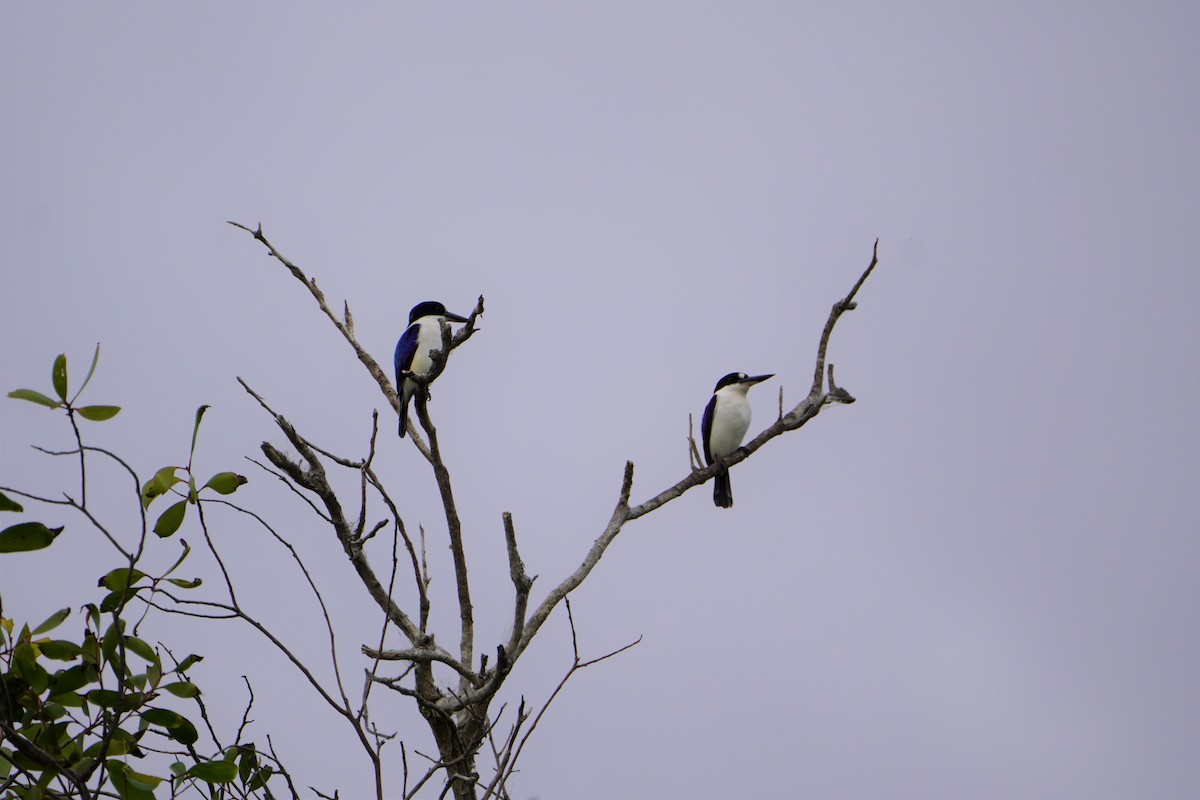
[482,599,639,800]
[414,395,475,689]
[239,378,432,650]
[515,241,880,660]
[502,513,534,660]
[228,221,404,417]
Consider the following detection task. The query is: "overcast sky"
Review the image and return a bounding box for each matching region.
[4,3,1200,799]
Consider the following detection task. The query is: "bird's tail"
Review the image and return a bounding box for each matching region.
[713,468,733,508]
[398,399,409,438]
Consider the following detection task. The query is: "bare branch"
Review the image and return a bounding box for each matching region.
[362,645,479,685]
[483,599,640,800]
[240,379,430,649]
[687,414,704,471]
[204,496,358,710]
[228,225,880,799]
[502,513,534,660]
[516,241,881,663]
[826,363,855,404]
[514,463,633,660]
[809,238,879,399]
[414,395,475,687]
[155,593,350,722]
[362,467,427,619]
[228,221,403,418]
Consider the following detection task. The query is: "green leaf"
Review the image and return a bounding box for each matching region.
[164,715,198,745]
[77,405,121,421]
[140,466,181,509]
[52,354,68,401]
[174,653,203,673]
[125,769,163,793]
[141,707,185,729]
[99,589,137,613]
[32,607,71,635]
[97,736,134,757]
[107,759,157,800]
[83,603,101,628]
[88,689,145,711]
[73,342,103,401]
[54,689,85,708]
[162,680,199,698]
[6,388,60,408]
[238,745,257,782]
[50,665,92,697]
[153,499,188,537]
[0,491,23,512]
[146,658,161,688]
[81,631,101,665]
[99,567,147,592]
[189,404,210,460]
[39,639,83,661]
[41,701,67,721]
[123,637,158,665]
[247,766,275,791]
[88,688,122,708]
[166,577,202,589]
[101,618,123,666]
[14,642,49,694]
[184,760,237,784]
[0,522,63,553]
[162,538,191,577]
[85,727,143,758]
[202,471,247,495]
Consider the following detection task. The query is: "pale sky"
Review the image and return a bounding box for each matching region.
[3,3,1199,798]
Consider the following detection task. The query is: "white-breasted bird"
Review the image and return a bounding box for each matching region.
[394,301,470,437]
[701,372,773,508]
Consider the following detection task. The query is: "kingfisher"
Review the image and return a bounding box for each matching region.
[701,372,773,507]
[395,301,470,437]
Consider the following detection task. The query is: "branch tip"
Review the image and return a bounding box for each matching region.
[619,461,635,507]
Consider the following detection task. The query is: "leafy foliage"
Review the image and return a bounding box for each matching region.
[1,348,275,799]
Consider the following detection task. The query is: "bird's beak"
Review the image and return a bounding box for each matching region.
[444,311,470,324]
[746,374,774,384]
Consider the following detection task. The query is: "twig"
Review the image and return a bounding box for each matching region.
[483,599,640,800]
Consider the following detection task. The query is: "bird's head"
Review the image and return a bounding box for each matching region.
[409,301,470,325]
[713,372,774,394]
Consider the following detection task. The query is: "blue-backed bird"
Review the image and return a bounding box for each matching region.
[395,301,470,437]
[701,372,773,508]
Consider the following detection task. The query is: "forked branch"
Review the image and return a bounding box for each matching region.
[230,225,881,799]
[512,241,881,660]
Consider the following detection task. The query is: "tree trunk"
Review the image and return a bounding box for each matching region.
[417,664,485,800]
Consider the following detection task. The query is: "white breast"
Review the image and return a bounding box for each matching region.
[708,387,752,459]
[409,316,446,377]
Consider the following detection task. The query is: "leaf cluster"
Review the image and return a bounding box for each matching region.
[2,349,275,799]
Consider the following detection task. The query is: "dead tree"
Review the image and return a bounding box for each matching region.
[226,222,879,800]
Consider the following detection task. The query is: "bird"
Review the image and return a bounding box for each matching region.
[701,372,773,508]
[394,300,470,437]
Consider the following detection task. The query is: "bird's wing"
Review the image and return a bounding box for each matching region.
[701,393,717,465]
[395,324,420,382]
